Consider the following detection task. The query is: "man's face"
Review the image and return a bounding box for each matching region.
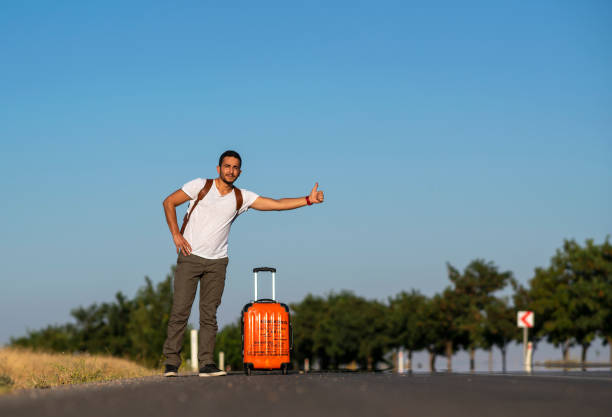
[217,156,242,185]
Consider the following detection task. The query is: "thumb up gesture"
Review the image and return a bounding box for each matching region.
[309,182,324,204]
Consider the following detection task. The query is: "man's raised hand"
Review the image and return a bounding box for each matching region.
[309,182,324,204]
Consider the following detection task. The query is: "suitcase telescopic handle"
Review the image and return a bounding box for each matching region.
[253,267,276,273]
[253,267,276,301]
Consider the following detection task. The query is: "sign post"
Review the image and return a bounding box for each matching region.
[517,311,534,372]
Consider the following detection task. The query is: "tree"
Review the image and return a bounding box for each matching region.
[447,259,514,371]
[290,294,328,368]
[597,237,612,365]
[127,274,182,368]
[292,292,391,370]
[315,292,389,370]
[356,299,391,370]
[11,323,77,352]
[421,289,466,372]
[315,292,360,369]
[559,238,610,367]
[214,320,242,371]
[388,290,428,371]
[482,297,515,372]
[529,238,611,365]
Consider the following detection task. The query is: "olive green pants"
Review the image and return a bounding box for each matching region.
[162,252,228,368]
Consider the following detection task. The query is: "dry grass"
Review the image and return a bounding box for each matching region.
[0,347,157,393]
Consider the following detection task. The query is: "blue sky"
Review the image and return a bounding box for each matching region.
[1,0,610,357]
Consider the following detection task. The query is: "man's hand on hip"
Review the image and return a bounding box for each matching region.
[173,233,192,255]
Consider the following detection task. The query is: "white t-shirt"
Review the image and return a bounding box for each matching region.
[181,178,259,259]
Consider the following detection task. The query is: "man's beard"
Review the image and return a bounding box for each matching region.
[221,175,236,186]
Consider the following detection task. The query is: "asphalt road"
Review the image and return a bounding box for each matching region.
[1,371,611,417]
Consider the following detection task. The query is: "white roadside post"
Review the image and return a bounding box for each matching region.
[219,351,225,372]
[517,311,534,372]
[526,342,533,373]
[398,347,405,374]
[190,329,198,372]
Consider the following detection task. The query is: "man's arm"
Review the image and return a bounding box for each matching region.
[250,182,324,211]
[163,189,193,255]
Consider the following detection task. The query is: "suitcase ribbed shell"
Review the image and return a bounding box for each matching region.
[242,301,291,370]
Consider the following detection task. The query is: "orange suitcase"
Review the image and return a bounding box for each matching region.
[241,267,292,375]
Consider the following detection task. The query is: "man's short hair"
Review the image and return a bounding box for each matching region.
[218,150,242,168]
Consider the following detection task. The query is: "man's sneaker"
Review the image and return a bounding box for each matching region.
[199,364,227,377]
[164,365,178,377]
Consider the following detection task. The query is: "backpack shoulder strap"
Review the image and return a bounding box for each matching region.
[234,187,243,213]
[231,187,243,222]
[180,178,213,235]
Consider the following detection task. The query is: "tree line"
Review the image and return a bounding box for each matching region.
[216,237,612,371]
[10,272,191,368]
[11,237,611,371]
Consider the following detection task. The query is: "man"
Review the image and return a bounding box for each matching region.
[162,150,324,377]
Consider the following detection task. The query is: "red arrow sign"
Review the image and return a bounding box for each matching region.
[520,311,532,327]
[518,311,534,328]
